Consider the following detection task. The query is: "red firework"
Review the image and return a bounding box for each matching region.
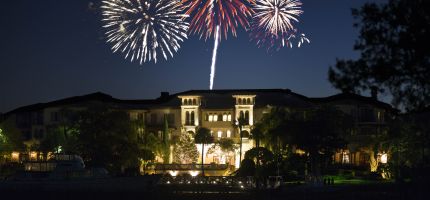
[182,0,255,40]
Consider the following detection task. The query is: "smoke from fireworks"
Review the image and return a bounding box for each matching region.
[251,0,309,50]
[101,0,189,64]
[182,0,254,90]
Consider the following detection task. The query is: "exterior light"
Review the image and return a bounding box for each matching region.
[30,152,37,160]
[380,153,388,164]
[11,152,19,162]
[189,170,199,177]
[166,181,170,184]
[169,170,178,177]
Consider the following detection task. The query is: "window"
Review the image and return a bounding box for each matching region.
[205,113,209,121]
[217,131,222,138]
[245,111,250,123]
[51,112,58,122]
[227,130,231,138]
[167,114,175,124]
[227,114,232,121]
[209,114,213,122]
[185,111,190,125]
[238,98,242,104]
[137,113,144,121]
[218,114,222,121]
[151,113,157,125]
[193,99,197,105]
[222,113,227,121]
[190,111,195,125]
[188,99,192,105]
[342,152,350,164]
[247,98,251,105]
[213,114,218,122]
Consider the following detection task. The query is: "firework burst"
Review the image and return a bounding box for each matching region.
[251,0,309,50]
[101,0,189,64]
[182,0,255,40]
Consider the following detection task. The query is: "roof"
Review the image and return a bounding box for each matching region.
[309,93,395,111]
[5,89,396,117]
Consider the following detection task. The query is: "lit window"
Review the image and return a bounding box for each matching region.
[217,131,222,138]
[227,114,232,121]
[380,153,388,164]
[227,130,231,138]
[342,152,350,164]
[213,114,218,122]
[209,114,213,122]
[223,114,227,121]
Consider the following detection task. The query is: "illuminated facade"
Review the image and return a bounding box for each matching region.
[3,89,395,169]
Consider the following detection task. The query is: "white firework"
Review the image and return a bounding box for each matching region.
[101,0,189,64]
[253,0,303,37]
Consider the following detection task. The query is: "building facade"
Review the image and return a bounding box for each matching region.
[2,89,395,170]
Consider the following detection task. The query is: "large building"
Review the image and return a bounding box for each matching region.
[2,89,395,171]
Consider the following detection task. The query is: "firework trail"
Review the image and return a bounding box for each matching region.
[209,25,220,90]
[182,0,254,90]
[251,0,309,50]
[101,0,189,64]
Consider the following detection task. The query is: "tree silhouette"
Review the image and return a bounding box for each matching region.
[328,0,430,111]
[194,127,213,175]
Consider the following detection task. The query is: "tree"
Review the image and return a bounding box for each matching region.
[161,115,170,163]
[328,0,430,111]
[76,105,139,174]
[173,132,199,164]
[0,119,25,161]
[234,115,248,167]
[194,127,214,175]
[139,148,155,175]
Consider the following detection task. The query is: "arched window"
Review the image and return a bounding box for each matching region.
[222,113,227,121]
[191,111,195,125]
[227,114,232,121]
[227,130,231,138]
[217,131,222,138]
[209,114,213,122]
[240,111,245,119]
[238,98,242,105]
[193,99,197,105]
[247,98,251,105]
[213,114,218,121]
[188,99,192,105]
[185,111,190,125]
[183,99,187,105]
[245,111,250,124]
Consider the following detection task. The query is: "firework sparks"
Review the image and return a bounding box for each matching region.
[209,25,220,90]
[182,0,255,40]
[101,0,189,64]
[251,0,309,50]
[182,0,254,90]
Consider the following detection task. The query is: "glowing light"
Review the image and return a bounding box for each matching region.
[30,152,37,160]
[101,0,189,64]
[209,25,220,90]
[11,152,20,162]
[169,170,178,177]
[189,170,199,177]
[380,153,388,164]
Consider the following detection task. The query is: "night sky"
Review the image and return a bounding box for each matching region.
[0,0,379,113]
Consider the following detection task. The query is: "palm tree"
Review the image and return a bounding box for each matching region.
[194,127,214,176]
[234,115,248,167]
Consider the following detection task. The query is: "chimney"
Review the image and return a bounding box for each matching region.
[370,86,378,100]
[160,92,169,100]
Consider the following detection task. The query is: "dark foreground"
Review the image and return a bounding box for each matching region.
[0,177,428,200]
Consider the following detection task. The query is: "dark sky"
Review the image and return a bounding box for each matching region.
[0,0,379,113]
